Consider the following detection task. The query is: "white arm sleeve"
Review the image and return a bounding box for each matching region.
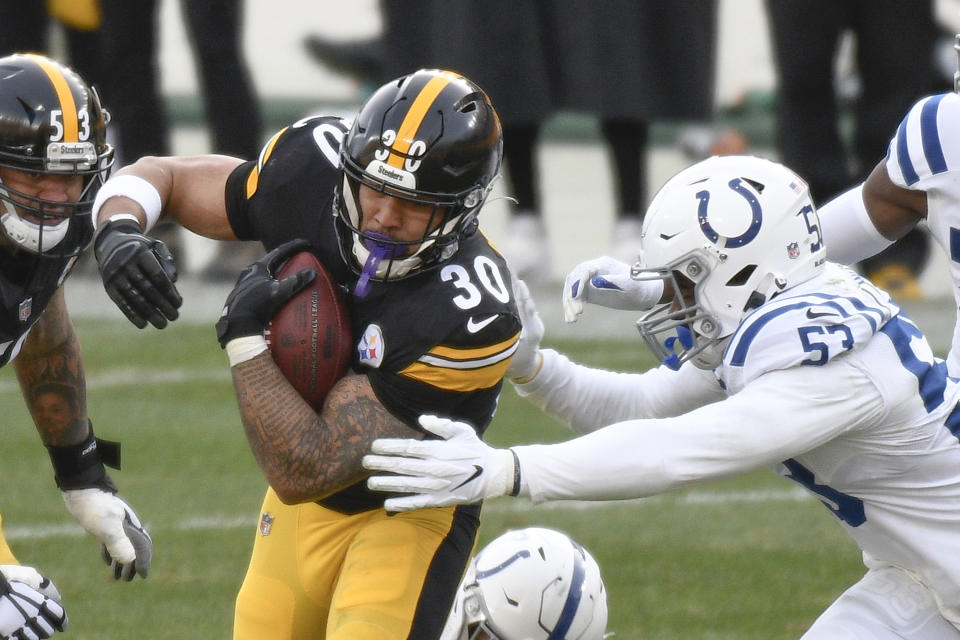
[513,348,726,434]
[819,184,894,264]
[513,362,884,503]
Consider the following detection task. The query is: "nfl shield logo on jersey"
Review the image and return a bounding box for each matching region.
[18,298,31,322]
[358,324,384,368]
[259,512,274,536]
[787,242,800,259]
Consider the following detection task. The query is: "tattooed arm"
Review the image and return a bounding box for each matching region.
[13,287,90,447]
[231,352,424,504]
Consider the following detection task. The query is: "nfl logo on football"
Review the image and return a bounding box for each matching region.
[259,512,274,536]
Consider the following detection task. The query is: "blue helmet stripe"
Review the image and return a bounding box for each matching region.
[547,542,586,639]
[476,550,530,579]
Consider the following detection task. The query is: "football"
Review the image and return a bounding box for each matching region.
[267,250,352,411]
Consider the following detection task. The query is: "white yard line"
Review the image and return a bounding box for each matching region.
[4,487,811,541]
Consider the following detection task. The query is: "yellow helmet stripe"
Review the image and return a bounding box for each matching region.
[28,54,79,142]
[386,73,455,169]
[246,127,287,198]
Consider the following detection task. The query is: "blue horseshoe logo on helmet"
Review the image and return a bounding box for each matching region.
[696,178,762,248]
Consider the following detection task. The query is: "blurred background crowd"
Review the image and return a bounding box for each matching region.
[4,0,960,300]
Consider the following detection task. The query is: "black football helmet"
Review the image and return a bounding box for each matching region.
[334,68,503,292]
[0,53,114,257]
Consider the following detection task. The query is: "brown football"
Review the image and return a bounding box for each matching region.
[267,251,352,411]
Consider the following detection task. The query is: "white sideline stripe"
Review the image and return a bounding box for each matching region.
[3,488,811,541]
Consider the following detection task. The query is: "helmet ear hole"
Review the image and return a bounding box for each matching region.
[725,264,757,287]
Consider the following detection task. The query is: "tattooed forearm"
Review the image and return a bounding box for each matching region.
[232,353,420,503]
[13,290,89,446]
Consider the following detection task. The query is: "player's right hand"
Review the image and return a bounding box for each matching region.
[0,565,67,639]
[506,278,544,382]
[215,239,316,348]
[364,415,517,512]
[94,218,182,329]
[562,256,663,323]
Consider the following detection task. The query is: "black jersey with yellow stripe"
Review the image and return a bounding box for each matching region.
[224,115,520,512]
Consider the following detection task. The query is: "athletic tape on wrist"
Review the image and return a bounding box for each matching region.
[91,174,162,232]
[510,351,544,385]
[226,335,269,367]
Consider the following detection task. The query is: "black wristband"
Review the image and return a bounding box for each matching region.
[509,449,522,497]
[46,420,121,493]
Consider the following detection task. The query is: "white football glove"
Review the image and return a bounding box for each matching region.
[0,565,67,639]
[61,490,152,581]
[364,415,516,512]
[562,256,663,323]
[505,278,544,382]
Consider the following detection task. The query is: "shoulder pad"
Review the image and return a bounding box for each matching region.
[886,92,960,188]
[719,267,898,392]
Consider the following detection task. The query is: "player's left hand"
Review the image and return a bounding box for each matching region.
[61,490,152,581]
[215,239,317,348]
[562,256,663,323]
[364,415,516,512]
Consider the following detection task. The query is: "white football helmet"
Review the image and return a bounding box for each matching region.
[439,527,608,640]
[635,155,825,370]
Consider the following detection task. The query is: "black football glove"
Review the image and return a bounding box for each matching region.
[215,239,317,348]
[94,219,183,330]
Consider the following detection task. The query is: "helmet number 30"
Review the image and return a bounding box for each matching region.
[374,130,425,172]
[49,109,91,142]
[441,257,510,310]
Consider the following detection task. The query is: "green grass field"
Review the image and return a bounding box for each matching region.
[0,318,865,639]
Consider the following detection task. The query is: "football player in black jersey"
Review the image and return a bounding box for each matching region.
[92,69,522,639]
[0,53,153,637]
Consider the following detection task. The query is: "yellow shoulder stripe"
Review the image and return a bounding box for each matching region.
[399,331,520,392]
[245,127,287,199]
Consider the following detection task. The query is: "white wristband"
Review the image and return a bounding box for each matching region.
[225,335,269,367]
[92,174,163,232]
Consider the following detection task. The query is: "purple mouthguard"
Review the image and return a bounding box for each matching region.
[353,233,407,298]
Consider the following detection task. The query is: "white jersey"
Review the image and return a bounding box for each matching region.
[885,91,960,376]
[515,263,960,627]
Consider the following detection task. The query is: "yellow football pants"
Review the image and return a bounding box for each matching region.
[234,487,479,640]
[0,513,18,565]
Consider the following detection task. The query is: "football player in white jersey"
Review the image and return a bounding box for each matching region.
[813,34,960,375]
[561,35,960,378]
[363,155,960,638]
